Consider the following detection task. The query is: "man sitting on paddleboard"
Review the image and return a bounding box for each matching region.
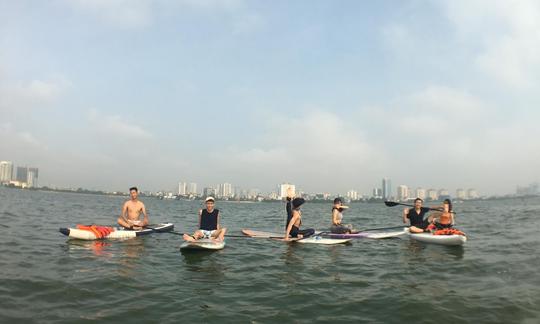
[330,197,356,234]
[284,197,315,240]
[183,197,227,242]
[118,187,149,230]
[403,198,431,233]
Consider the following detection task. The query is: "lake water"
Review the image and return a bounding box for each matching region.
[1,188,539,323]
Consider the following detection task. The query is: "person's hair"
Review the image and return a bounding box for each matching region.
[129,187,138,192]
[333,197,343,204]
[414,198,423,203]
[443,198,452,211]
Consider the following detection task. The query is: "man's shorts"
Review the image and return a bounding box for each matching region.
[200,230,217,238]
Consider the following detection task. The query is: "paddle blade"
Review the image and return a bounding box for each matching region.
[384,201,400,207]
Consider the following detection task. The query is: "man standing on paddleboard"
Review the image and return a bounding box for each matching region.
[403,198,431,233]
[183,197,227,242]
[118,187,149,230]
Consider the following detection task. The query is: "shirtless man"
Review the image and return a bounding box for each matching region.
[118,187,148,230]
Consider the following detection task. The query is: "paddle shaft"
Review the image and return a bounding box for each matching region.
[144,226,250,238]
[385,201,456,214]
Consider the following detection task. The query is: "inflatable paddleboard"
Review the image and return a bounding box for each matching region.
[59,223,174,240]
[241,229,351,245]
[180,239,225,251]
[406,228,467,246]
[321,230,407,239]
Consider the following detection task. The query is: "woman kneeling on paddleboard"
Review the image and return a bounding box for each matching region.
[427,199,455,231]
[330,198,356,234]
[284,198,315,240]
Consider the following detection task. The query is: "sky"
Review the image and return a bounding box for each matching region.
[1,0,539,195]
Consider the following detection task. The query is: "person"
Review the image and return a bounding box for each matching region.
[330,197,356,234]
[118,187,148,230]
[427,199,455,231]
[183,197,227,242]
[403,198,431,233]
[284,197,315,240]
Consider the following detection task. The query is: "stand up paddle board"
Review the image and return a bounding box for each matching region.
[406,228,467,246]
[321,229,406,239]
[241,229,351,245]
[180,239,225,251]
[59,223,174,240]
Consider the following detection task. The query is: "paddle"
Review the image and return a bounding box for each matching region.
[384,201,456,214]
[356,225,409,232]
[143,226,250,238]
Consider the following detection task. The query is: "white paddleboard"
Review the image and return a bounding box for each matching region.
[241,229,351,245]
[406,228,467,246]
[60,223,174,240]
[180,239,225,251]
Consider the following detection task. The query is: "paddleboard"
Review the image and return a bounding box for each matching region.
[321,230,407,239]
[180,239,225,251]
[406,228,467,246]
[59,223,174,240]
[241,229,351,245]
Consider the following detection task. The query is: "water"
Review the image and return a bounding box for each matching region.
[1,188,539,323]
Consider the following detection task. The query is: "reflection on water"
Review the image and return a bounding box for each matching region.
[117,239,146,278]
[181,250,226,287]
[66,240,114,258]
[404,240,465,261]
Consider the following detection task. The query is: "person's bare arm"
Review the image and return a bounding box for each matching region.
[217,211,221,230]
[285,212,298,240]
[198,210,202,229]
[121,202,129,222]
[403,208,409,224]
[141,203,148,226]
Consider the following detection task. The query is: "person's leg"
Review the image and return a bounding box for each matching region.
[331,225,350,234]
[299,228,315,238]
[183,230,203,241]
[410,226,424,233]
[117,217,131,229]
[211,228,227,241]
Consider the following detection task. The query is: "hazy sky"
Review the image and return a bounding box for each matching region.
[1,0,539,195]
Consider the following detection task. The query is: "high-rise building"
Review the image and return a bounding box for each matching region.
[178,182,188,195]
[0,161,13,183]
[397,185,409,201]
[347,190,359,201]
[456,188,466,200]
[27,168,38,188]
[415,188,426,200]
[203,187,216,197]
[438,189,450,199]
[188,183,198,195]
[279,183,295,199]
[16,166,28,183]
[427,189,438,201]
[382,178,392,200]
[219,183,233,198]
[467,189,479,199]
[372,188,382,198]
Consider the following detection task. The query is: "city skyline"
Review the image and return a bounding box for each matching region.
[1,160,529,199]
[2,1,540,195]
